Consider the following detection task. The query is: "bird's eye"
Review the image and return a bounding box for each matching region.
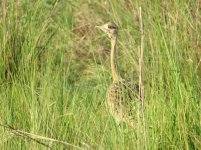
[108,25,116,29]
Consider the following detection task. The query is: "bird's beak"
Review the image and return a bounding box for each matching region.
[95,25,107,33]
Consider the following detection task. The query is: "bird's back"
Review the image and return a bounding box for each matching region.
[107,79,140,125]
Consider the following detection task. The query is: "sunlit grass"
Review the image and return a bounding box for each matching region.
[0,0,200,149]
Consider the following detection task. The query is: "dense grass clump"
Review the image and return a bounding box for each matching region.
[0,0,200,149]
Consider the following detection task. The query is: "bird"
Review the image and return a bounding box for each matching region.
[96,22,140,127]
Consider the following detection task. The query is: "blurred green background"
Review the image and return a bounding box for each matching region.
[0,0,200,149]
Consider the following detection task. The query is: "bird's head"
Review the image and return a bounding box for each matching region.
[96,22,118,39]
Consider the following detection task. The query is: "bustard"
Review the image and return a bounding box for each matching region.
[96,22,140,127]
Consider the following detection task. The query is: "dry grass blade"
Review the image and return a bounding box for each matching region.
[138,6,147,150]
[138,6,144,103]
[0,124,84,150]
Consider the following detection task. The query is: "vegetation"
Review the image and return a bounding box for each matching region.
[0,0,200,149]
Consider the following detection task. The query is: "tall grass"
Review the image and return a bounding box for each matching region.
[0,0,200,149]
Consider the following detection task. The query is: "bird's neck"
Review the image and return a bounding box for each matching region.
[111,36,122,81]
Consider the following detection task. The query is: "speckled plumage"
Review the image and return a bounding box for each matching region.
[107,80,139,125]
